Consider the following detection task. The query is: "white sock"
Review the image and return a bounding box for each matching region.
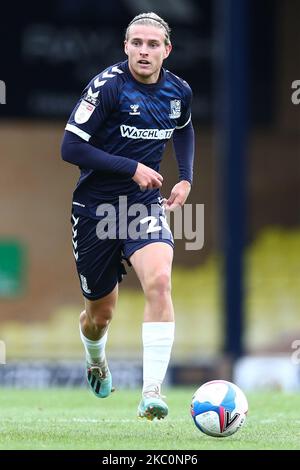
[142,322,175,395]
[79,325,108,364]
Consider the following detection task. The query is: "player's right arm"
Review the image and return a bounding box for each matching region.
[62,132,162,188]
[132,163,163,190]
[61,68,137,177]
[61,66,162,188]
[61,131,137,176]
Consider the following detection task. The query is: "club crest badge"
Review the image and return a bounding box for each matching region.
[169,99,181,119]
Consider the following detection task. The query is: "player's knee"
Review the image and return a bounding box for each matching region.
[84,287,117,329]
[145,270,171,298]
[86,304,114,329]
[91,311,113,330]
[92,314,111,330]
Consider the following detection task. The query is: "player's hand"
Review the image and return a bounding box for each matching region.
[132,162,163,191]
[163,180,191,211]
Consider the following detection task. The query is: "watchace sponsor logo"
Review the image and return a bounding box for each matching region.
[120,125,174,140]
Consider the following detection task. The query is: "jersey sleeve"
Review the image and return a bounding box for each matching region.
[65,65,123,142]
[176,81,192,129]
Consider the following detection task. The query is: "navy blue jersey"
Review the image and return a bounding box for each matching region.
[65,60,192,217]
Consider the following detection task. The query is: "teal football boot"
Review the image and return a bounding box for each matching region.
[86,360,113,398]
[138,388,168,420]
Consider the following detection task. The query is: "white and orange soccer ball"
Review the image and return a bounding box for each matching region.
[190,380,248,437]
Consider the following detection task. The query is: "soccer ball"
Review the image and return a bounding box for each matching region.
[190,380,248,437]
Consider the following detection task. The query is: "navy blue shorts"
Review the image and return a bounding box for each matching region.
[71,201,174,300]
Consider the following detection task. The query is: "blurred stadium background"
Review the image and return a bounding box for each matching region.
[0,0,299,393]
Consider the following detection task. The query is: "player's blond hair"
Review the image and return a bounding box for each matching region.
[125,12,171,45]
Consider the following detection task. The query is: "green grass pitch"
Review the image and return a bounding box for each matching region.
[0,388,299,450]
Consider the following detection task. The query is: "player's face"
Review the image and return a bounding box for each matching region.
[124,25,172,84]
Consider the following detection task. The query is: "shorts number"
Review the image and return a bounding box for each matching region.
[140,216,161,234]
[140,215,171,234]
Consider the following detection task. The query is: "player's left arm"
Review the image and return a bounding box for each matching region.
[164,121,194,211]
[164,81,195,211]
